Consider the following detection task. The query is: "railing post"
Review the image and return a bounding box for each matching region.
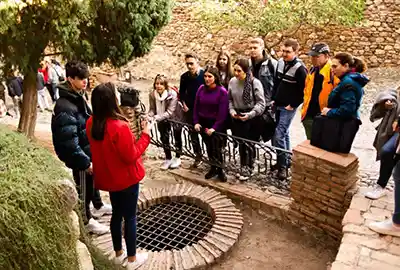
[289,141,359,238]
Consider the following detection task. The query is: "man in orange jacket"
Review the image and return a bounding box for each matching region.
[301,43,340,139]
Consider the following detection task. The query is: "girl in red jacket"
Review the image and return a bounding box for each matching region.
[86,82,150,269]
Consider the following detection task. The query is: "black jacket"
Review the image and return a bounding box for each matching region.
[7,76,23,97]
[51,81,92,170]
[272,58,307,108]
[179,69,205,110]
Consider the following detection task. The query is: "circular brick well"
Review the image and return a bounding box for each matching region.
[92,183,243,269]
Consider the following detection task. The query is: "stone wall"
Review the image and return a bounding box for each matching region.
[289,141,359,239]
[127,0,400,81]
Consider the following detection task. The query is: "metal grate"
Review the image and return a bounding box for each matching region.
[137,201,213,252]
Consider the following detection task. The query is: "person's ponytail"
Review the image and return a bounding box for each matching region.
[352,57,367,73]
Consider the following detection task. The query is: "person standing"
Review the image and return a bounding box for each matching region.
[48,60,60,101]
[87,82,150,269]
[37,71,51,112]
[51,60,112,235]
[216,50,234,89]
[229,59,266,180]
[272,38,308,180]
[179,53,205,168]
[301,43,340,139]
[193,66,229,182]
[6,71,23,117]
[148,74,183,170]
[249,37,277,107]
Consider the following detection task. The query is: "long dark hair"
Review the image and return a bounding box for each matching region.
[334,52,367,73]
[91,82,128,140]
[204,66,222,87]
[216,50,233,87]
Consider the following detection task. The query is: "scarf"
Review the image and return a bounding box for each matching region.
[242,70,253,106]
[155,90,168,116]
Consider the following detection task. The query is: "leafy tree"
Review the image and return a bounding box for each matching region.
[0,0,171,138]
[196,0,365,51]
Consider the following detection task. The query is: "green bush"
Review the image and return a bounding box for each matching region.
[0,125,77,269]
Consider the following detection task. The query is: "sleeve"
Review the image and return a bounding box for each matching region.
[192,86,202,125]
[212,89,229,131]
[7,81,16,97]
[248,80,266,119]
[228,79,236,116]
[264,59,278,105]
[52,112,91,170]
[158,92,178,121]
[179,74,186,103]
[326,87,357,118]
[113,123,151,164]
[148,92,156,118]
[291,66,307,108]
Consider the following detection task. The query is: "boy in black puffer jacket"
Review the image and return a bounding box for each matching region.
[51,60,111,235]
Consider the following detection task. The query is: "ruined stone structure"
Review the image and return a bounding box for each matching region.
[127,0,400,81]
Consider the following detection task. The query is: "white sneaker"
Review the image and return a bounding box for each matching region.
[126,252,148,270]
[365,185,387,200]
[369,219,400,237]
[86,218,110,235]
[160,159,172,170]
[170,157,181,169]
[92,203,113,218]
[113,251,127,265]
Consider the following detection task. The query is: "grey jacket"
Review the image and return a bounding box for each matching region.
[370,89,399,160]
[228,77,266,119]
[148,89,183,122]
[250,57,277,105]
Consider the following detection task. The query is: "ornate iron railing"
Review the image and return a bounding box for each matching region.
[150,119,292,194]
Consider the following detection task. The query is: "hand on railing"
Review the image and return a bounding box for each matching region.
[205,128,215,136]
[194,124,202,132]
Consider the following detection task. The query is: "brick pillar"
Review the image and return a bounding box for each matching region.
[289,141,359,239]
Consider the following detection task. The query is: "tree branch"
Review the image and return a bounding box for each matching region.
[42,52,65,57]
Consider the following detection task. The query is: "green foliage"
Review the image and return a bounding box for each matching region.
[0,125,76,269]
[196,0,365,35]
[0,0,172,74]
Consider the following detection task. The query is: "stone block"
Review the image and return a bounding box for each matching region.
[335,243,360,265]
[370,250,400,266]
[173,250,184,270]
[198,240,222,260]
[343,224,378,236]
[358,257,399,270]
[77,240,94,270]
[180,247,195,270]
[187,245,207,268]
[349,197,371,212]
[388,244,400,256]
[192,243,214,265]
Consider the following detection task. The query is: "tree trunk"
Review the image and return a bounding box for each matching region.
[18,69,38,139]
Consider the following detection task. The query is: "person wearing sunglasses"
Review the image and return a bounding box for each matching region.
[179,52,205,168]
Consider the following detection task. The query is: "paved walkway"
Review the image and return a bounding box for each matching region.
[332,187,400,270]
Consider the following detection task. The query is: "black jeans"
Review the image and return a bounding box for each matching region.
[158,120,182,160]
[45,83,56,102]
[199,118,224,171]
[184,111,202,157]
[231,118,259,168]
[378,133,399,188]
[110,184,139,257]
[73,170,103,224]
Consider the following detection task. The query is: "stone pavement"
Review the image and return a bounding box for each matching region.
[331,188,400,270]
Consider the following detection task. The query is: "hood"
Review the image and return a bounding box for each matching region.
[58,81,84,100]
[374,89,398,104]
[344,73,370,88]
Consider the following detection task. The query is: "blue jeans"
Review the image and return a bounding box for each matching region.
[109,184,140,257]
[272,106,297,168]
[391,161,400,224]
[378,133,399,188]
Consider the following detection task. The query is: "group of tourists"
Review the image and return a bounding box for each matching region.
[47,36,400,269]
[0,58,65,117]
[149,38,368,182]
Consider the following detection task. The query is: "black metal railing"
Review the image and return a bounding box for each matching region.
[150,119,292,194]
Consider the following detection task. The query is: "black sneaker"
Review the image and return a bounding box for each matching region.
[218,171,227,182]
[277,169,288,180]
[190,159,202,169]
[205,168,218,179]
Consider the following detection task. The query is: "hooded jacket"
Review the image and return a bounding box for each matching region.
[51,81,92,170]
[370,89,399,160]
[326,73,369,119]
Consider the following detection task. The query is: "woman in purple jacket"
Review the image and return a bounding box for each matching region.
[193,66,229,182]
